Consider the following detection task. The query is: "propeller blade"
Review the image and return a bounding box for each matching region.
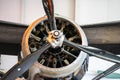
[63,39,120,64]
[42,0,57,30]
[1,43,51,80]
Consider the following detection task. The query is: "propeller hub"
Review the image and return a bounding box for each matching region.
[53,31,60,38]
[46,30,65,48]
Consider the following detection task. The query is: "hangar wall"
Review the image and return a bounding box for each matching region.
[0,0,75,24]
[0,0,22,23]
[75,0,120,25]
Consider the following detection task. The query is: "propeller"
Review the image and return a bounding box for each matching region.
[1,43,51,80]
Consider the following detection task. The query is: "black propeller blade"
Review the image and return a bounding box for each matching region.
[63,39,120,64]
[1,43,51,80]
[42,0,57,30]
